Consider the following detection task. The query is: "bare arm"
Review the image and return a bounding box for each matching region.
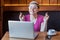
[40,21,47,32]
[40,12,49,32]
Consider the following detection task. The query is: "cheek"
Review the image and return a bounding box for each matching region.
[29,8,32,11]
[34,9,38,13]
[29,9,33,14]
[29,9,34,13]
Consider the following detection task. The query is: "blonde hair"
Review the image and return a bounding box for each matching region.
[29,1,39,8]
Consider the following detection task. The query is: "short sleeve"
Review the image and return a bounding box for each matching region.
[24,15,26,21]
[41,16,44,23]
[40,15,44,23]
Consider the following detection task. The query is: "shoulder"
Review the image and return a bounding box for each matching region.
[38,15,44,18]
[24,14,30,19]
[37,15,44,22]
[25,14,30,17]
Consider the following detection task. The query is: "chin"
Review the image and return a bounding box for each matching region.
[30,14,33,15]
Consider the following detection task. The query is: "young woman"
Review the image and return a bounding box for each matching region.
[19,1,49,32]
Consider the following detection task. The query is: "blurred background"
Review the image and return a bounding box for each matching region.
[0,0,60,39]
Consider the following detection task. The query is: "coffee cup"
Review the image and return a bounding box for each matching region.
[47,29,57,35]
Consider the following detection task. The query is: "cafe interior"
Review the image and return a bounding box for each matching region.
[0,0,60,40]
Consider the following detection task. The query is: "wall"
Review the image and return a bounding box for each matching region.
[4,0,60,11]
[3,11,60,35]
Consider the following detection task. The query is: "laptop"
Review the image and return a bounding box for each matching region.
[8,20,38,39]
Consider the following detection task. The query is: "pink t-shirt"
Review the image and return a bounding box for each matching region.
[24,15,44,32]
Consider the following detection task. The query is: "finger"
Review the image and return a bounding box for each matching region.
[22,15,24,19]
[20,12,22,16]
[19,12,23,18]
[19,12,23,19]
[45,12,48,17]
[22,15,24,18]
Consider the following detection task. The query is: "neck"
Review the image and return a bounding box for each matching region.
[31,13,37,18]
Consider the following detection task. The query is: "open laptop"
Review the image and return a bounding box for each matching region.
[8,20,38,39]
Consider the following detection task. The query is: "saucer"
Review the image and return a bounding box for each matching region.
[47,32,57,36]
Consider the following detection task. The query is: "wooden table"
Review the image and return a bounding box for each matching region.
[1,32,60,40]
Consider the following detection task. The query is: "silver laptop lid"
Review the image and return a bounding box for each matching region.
[8,21,35,39]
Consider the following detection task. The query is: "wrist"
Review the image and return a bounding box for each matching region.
[44,20,47,23]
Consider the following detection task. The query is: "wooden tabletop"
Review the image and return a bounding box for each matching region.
[1,32,60,40]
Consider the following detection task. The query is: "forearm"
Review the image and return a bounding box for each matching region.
[40,21,47,32]
[19,18,23,21]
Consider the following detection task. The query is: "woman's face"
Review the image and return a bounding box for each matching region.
[29,4,39,15]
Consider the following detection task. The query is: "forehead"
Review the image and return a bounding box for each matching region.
[29,4,37,8]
